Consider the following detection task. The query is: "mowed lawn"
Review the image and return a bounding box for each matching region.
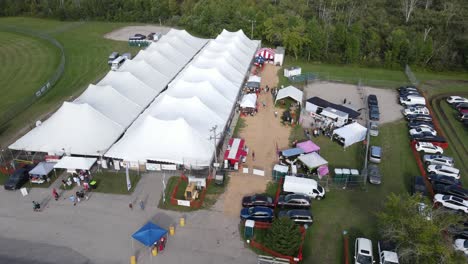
[299,121,419,264]
[0,30,61,113]
[0,17,142,145]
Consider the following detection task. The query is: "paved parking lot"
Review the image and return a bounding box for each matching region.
[0,172,256,264]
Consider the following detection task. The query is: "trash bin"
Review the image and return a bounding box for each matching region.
[89,180,97,189]
[244,220,255,239]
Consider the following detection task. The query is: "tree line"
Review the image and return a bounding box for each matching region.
[1,0,467,71]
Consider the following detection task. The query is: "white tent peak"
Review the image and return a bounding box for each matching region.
[275,86,304,105]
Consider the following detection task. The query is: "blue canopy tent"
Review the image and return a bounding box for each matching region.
[132,222,167,247]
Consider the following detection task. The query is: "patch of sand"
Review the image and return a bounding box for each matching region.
[104,25,172,41]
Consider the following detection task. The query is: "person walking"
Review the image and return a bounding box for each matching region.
[274,111,278,118]
[139,200,145,210]
[69,195,76,206]
[252,151,255,161]
[52,188,59,201]
[129,202,133,210]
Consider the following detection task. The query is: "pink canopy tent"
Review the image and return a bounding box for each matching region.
[296,140,320,153]
[255,48,275,60]
[318,165,329,178]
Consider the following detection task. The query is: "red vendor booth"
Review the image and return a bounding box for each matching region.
[224,138,247,170]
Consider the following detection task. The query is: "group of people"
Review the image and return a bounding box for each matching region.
[61,170,92,191]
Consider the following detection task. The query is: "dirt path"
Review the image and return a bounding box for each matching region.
[223,64,291,217]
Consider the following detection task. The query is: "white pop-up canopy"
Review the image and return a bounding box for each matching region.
[240,93,257,109]
[298,152,328,169]
[29,161,56,176]
[54,156,97,171]
[332,122,367,147]
[248,75,261,83]
[275,86,304,105]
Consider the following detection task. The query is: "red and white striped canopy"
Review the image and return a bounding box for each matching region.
[255,48,275,60]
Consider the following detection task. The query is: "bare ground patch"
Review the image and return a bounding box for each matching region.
[104,25,172,41]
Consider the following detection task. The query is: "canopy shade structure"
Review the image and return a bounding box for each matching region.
[54,156,97,170]
[248,75,261,83]
[275,86,303,105]
[296,140,320,153]
[298,152,328,169]
[332,122,367,147]
[9,102,123,156]
[29,162,56,176]
[318,165,329,176]
[240,93,257,109]
[132,222,168,247]
[255,48,275,60]
[281,148,304,158]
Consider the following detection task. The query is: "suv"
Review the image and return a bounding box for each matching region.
[423,155,454,167]
[242,194,274,208]
[4,165,34,190]
[278,209,313,225]
[355,238,374,264]
[447,96,468,105]
[433,184,468,200]
[427,165,460,179]
[434,194,468,213]
[428,174,461,186]
[369,106,380,121]
[415,142,443,154]
[409,127,437,136]
[277,194,311,209]
[369,146,382,163]
[368,94,378,107]
[403,107,429,116]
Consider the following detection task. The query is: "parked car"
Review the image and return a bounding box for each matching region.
[368,164,381,185]
[377,240,400,264]
[433,194,468,213]
[427,165,460,179]
[448,226,468,239]
[400,96,426,106]
[413,135,447,144]
[277,194,311,209]
[433,185,468,200]
[355,238,374,264]
[409,127,437,136]
[4,165,34,190]
[368,94,378,107]
[399,91,421,98]
[408,121,434,130]
[423,155,454,167]
[415,142,443,154]
[403,107,429,116]
[459,113,468,121]
[369,106,380,121]
[242,194,274,208]
[369,121,379,137]
[107,51,119,65]
[428,174,461,186]
[240,206,274,222]
[453,239,468,255]
[369,146,382,163]
[406,114,432,122]
[412,176,429,197]
[278,209,313,225]
[459,108,468,115]
[398,85,417,92]
[454,102,468,110]
[447,96,468,105]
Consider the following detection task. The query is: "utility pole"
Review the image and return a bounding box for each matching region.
[209,125,219,165]
[249,20,256,39]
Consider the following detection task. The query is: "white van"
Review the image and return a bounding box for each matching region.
[400,96,426,106]
[111,56,126,71]
[283,176,325,200]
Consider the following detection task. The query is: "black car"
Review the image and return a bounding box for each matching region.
[242,194,274,208]
[368,94,378,107]
[4,165,34,190]
[453,102,468,109]
[398,86,417,92]
[412,176,429,197]
[433,184,468,200]
[410,131,435,140]
[278,209,313,225]
[408,121,434,130]
[399,90,421,97]
[277,194,311,209]
[413,135,447,144]
[406,114,432,122]
[369,106,380,121]
[429,174,462,186]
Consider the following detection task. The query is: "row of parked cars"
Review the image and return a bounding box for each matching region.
[447,96,468,126]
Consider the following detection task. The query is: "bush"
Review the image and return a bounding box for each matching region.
[265,217,302,256]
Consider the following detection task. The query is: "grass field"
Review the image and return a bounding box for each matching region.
[0,17,141,146]
[0,30,61,113]
[91,170,140,194]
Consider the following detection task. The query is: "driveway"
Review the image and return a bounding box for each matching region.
[0,172,256,264]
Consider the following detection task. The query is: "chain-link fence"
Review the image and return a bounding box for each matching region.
[0,25,66,128]
[405,64,419,87]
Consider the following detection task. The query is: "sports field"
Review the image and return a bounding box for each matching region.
[0,17,141,145]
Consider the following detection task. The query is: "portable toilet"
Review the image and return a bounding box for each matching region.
[350,169,360,182]
[245,220,255,239]
[334,168,343,183]
[273,164,288,181]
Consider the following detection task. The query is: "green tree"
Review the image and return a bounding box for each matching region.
[265,217,302,256]
[377,193,465,264]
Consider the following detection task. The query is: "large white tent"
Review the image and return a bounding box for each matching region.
[106,29,260,166]
[275,85,304,105]
[10,29,208,156]
[332,122,367,147]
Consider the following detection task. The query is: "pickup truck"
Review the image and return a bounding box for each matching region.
[378,240,399,264]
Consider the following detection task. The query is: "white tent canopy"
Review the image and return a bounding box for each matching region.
[332,122,367,147]
[133,49,179,78]
[54,156,97,170]
[240,93,257,109]
[298,152,328,169]
[248,75,261,83]
[29,161,56,176]
[118,60,170,93]
[275,86,304,105]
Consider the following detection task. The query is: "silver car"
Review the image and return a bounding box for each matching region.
[368,164,381,184]
[423,155,454,167]
[369,121,379,137]
[369,146,382,163]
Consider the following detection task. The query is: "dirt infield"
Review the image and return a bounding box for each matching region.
[223,64,291,217]
[104,25,172,41]
[304,81,403,124]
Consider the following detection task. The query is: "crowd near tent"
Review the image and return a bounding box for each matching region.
[332,122,367,147]
[106,29,260,167]
[275,86,304,106]
[9,29,208,156]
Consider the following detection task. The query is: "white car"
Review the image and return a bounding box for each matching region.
[427,165,460,179]
[355,238,374,264]
[403,107,429,116]
[415,142,443,154]
[447,96,468,105]
[453,239,468,255]
[434,194,468,213]
[409,127,437,136]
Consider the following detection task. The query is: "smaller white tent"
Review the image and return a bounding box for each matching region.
[240,93,257,109]
[275,86,303,105]
[298,152,328,169]
[248,75,261,83]
[332,122,367,147]
[54,156,97,171]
